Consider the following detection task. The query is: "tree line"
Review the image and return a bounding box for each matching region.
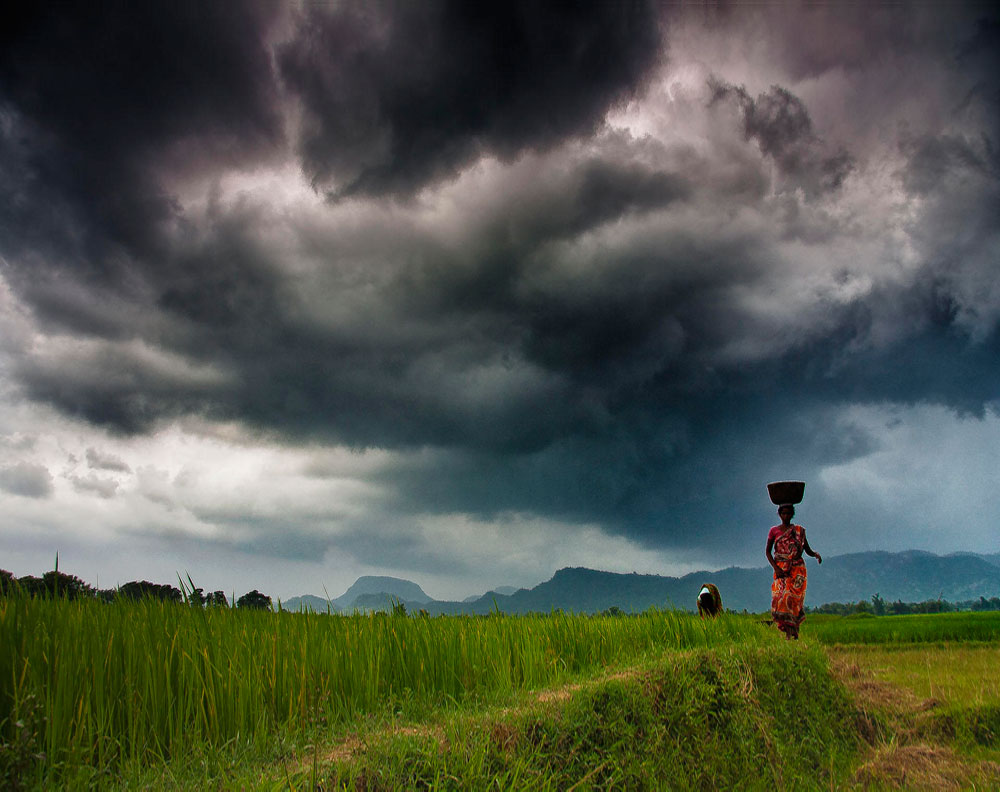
[0,567,273,610]
[808,592,1000,616]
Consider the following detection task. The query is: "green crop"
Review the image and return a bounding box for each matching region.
[805,611,1000,645]
[0,596,770,786]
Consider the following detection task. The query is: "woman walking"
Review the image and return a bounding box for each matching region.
[766,503,822,639]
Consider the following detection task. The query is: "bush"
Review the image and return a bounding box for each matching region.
[236,589,272,610]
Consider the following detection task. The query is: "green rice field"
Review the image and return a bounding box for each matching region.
[0,595,763,788]
[824,622,1000,773]
[805,610,1000,645]
[2,597,999,789]
[832,645,1000,707]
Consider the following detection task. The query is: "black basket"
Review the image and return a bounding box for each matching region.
[767,481,805,505]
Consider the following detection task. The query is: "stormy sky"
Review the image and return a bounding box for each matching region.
[1,1,998,601]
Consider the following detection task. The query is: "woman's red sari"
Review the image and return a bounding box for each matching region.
[769,524,808,638]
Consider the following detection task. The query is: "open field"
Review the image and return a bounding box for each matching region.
[805,611,1000,646]
[831,645,1000,709]
[2,600,1000,789]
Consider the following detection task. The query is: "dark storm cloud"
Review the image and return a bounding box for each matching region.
[902,133,997,197]
[2,0,1000,564]
[564,159,692,232]
[898,129,1000,339]
[16,343,219,435]
[14,144,695,450]
[372,398,850,562]
[395,153,691,315]
[375,325,997,562]
[0,0,284,306]
[279,0,664,198]
[0,462,53,498]
[956,17,1000,118]
[709,80,853,195]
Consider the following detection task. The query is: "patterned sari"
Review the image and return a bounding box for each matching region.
[770,524,807,638]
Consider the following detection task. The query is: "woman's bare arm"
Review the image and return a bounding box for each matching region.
[802,532,822,564]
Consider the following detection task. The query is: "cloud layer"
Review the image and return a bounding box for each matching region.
[1,2,998,597]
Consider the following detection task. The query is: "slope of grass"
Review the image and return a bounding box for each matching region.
[830,646,1000,789]
[324,644,861,791]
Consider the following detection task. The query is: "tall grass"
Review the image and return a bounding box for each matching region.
[0,596,769,783]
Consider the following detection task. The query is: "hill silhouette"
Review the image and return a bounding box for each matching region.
[283,575,432,613]
[284,550,1000,615]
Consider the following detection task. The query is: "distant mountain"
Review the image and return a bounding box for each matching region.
[463,585,518,603]
[283,575,433,613]
[281,594,338,613]
[285,551,1000,616]
[333,576,431,610]
[350,592,433,612]
[475,567,710,615]
[807,551,1000,606]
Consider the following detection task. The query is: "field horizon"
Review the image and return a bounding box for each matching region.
[6,547,1000,617]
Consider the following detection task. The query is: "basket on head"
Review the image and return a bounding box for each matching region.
[767,481,805,505]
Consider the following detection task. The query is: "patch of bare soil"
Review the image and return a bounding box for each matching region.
[828,649,1000,791]
[854,744,1000,791]
[533,668,637,705]
[296,722,449,772]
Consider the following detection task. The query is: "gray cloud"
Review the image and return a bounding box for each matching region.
[1,1,998,579]
[278,0,664,199]
[898,130,1000,340]
[17,344,219,435]
[709,80,853,196]
[0,0,285,333]
[86,448,132,473]
[0,462,53,498]
[0,434,37,452]
[68,474,120,499]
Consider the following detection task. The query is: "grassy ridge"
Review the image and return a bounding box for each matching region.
[327,645,861,790]
[0,596,765,787]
